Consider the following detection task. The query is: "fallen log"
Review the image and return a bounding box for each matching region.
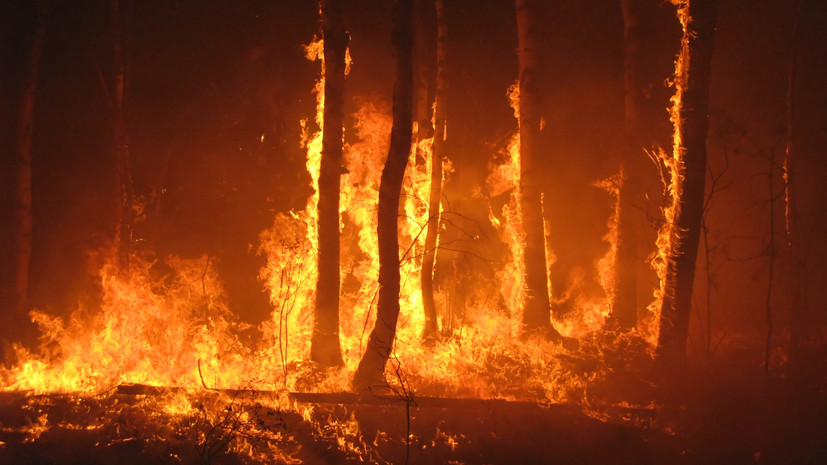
[115,383,268,397]
[114,383,581,412]
[286,391,557,410]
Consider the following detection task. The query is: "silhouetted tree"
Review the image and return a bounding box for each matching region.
[654,0,720,376]
[6,0,48,361]
[787,0,827,379]
[611,0,650,331]
[784,2,802,367]
[420,0,444,340]
[353,0,414,391]
[516,0,559,339]
[311,0,348,367]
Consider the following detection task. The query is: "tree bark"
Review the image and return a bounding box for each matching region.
[353,0,414,391]
[412,0,435,146]
[786,0,804,376]
[654,0,719,376]
[610,0,650,331]
[311,0,348,367]
[420,0,444,340]
[516,0,555,336]
[787,0,827,378]
[8,0,48,358]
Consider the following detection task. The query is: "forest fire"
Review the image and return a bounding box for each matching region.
[1,0,826,464]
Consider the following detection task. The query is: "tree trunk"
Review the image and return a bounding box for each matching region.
[353,0,414,391]
[112,0,134,272]
[654,0,719,376]
[787,0,827,379]
[420,0,444,340]
[412,0,435,147]
[311,0,348,367]
[786,0,804,376]
[611,0,649,331]
[516,0,555,336]
[8,0,48,359]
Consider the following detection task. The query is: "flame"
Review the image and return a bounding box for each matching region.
[642,0,691,345]
[551,174,621,338]
[257,37,325,386]
[596,172,622,311]
[486,83,526,333]
[0,27,666,463]
[485,82,620,340]
[4,253,250,394]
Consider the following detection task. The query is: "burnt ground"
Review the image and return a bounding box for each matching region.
[0,370,825,465]
[0,389,672,465]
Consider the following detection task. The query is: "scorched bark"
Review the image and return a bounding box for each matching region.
[516,0,559,339]
[654,0,720,375]
[611,0,652,331]
[420,0,445,340]
[353,0,414,391]
[311,0,348,367]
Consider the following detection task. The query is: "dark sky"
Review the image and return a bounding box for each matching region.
[1,0,825,349]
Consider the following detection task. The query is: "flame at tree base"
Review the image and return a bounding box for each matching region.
[0,31,665,465]
[1,40,655,405]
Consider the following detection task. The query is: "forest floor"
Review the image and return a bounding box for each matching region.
[0,363,824,465]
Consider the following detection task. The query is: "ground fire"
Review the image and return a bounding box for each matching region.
[1,0,825,464]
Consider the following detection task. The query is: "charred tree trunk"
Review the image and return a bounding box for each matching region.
[412,0,435,148]
[787,0,826,379]
[353,0,414,391]
[654,0,719,376]
[8,0,48,358]
[786,0,804,376]
[611,0,649,331]
[420,0,444,340]
[311,0,348,367]
[516,0,556,337]
[112,0,134,272]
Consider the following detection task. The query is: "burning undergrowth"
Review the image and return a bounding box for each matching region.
[0,387,384,464]
[0,218,659,463]
[0,35,668,465]
[0,241,652,401]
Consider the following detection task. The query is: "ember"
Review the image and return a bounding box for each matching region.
[1,0,825,464]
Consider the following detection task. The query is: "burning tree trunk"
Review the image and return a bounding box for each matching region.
[311,0,348,367]
[353,0,414,390]
[111,0,134,272]
[412,0,435,146]
[787,0,827,377]
[515,0,556,337]
[610,0,650,331]
[8,0,48,358]
[420,0,444,340]
[785,0,804,376]
[654,0,719,375]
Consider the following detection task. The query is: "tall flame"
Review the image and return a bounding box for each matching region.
[5,252,250,394]
[3,30,636,430]
[643,0,691,345]
[257,37,325,385]
[486,83,526,333]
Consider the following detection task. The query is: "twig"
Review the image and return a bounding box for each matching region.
[386,355,415,465]
[198,358,209,389]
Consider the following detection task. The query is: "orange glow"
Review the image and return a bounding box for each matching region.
[486,82,526,332]
[643,0,691,346]
[1,28,655,463]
